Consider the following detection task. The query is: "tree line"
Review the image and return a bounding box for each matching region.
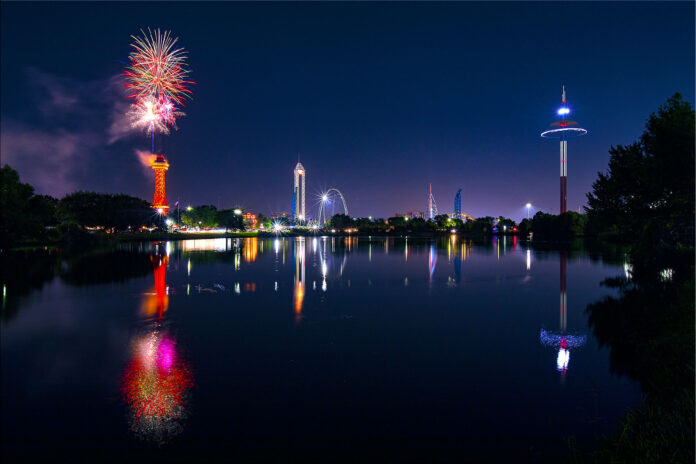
[2,93,692,251]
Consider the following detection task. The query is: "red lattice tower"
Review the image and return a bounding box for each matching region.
[151,154,170,215]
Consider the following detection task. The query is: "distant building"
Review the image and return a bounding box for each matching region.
[427,183,438,220]
[454,188,462,218]
[394,211,425,220]
[243,212,258,229]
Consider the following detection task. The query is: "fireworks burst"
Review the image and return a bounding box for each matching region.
[125,28,194,106]
[128,95,185,136]
[124,27,193,139]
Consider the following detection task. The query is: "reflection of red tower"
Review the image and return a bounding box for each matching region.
[151,154,170,215]
[142,254,169,318]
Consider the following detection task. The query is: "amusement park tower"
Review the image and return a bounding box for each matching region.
[454,188,462,219]
[541,86,587,214]
[292,161,306,221]
[427,183,438,220]
[151,154,170,215]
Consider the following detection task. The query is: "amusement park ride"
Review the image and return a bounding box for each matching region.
[541,86,587,214]
[318,188,348,225]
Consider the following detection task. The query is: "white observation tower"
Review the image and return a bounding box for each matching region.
[293,161,306,221]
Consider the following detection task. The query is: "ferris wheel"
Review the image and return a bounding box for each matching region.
[317,188,348,225]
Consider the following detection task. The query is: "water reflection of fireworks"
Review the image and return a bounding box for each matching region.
[121,328,193,445]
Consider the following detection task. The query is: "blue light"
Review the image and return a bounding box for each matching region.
[557,107,570,116]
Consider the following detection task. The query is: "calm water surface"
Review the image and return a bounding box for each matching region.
[1,237,641,461]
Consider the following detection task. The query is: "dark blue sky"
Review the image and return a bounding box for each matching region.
[2,2,693,220]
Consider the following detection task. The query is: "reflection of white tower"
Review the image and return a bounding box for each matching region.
[294,237,306,320]
[293,162,306,221]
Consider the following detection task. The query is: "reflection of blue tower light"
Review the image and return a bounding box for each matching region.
[454,254,461,283]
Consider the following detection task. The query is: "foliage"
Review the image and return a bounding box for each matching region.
[530,211,586,240]
[256,213,272,230]
[353,217,389,234]
[327,214,355,230]
[586,256,694,463]
[495,216,517,230]
[586,93,694,248]
[57,191,155,231]
[217,209,245,231]
[0,165,58,248]
[180,205,218,228]
[433,214,452,229]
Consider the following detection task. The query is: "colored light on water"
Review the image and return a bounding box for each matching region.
[557,349,570,371]
[157,337,175,372]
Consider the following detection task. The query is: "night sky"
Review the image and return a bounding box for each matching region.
[1,2,693,220]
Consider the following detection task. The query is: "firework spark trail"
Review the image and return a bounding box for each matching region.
[125,28,194,106]
[124,28,193,144]
[128,95,185,136]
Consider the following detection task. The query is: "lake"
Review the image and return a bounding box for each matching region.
[1,236,642,462]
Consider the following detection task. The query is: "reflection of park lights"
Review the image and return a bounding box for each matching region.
[526,249,531,270]
[659,268,674,282]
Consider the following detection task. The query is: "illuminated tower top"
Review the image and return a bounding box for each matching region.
[541,86,587,138]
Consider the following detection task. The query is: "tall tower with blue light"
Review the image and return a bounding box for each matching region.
[541,86,587,214]
[454,188,462,219]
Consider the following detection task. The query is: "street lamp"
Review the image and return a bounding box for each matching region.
[526,203,532,220]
